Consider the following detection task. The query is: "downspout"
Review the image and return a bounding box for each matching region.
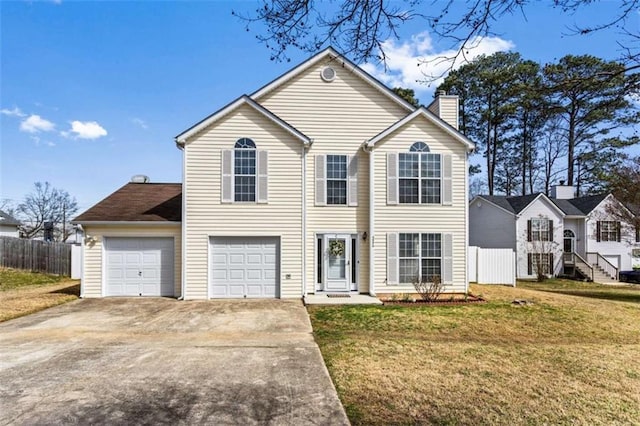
[365,143,376,296]
[179,140,187,300]
[301,142,308,297]
[464,150,470,293]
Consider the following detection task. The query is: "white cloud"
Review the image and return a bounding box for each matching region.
[20,114,56,133]
[62,120,107,140]
[131,117,148,129]
[1,107,26,118]
[363,32,515,95]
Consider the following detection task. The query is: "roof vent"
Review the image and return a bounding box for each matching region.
[320,66,336,82]
[131,175,150,183]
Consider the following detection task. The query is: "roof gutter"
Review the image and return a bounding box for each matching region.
[71,221,182,226]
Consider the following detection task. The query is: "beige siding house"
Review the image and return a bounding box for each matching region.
[74,47,474,299]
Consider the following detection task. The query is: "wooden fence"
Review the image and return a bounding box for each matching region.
[0,237,71,276]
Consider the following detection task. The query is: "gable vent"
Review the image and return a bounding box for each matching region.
[320,66,336,82]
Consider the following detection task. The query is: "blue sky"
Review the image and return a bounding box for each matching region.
[1,0,636,213]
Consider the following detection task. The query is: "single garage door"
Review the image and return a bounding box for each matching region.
[105,237,174,297]
[210,237,279,298]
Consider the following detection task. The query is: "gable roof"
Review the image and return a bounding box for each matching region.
[365,107,475,151]
[567,194,608,215]
[0,209,21,226]
[73,183,182,223]
[474,192,621,217]
[251,46,416,113]
[175,95,311,145]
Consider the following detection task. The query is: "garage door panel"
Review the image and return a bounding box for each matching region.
[105,237,174,297]
[210,237,279,298]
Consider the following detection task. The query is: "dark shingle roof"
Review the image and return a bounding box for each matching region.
[0,210,21,226]
[73,183,182,222]
[477,192,612,216]
[550,199,585,216]
[477,194,542,214]
[567,194,608,215]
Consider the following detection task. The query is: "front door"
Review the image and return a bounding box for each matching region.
[324,234,351,291]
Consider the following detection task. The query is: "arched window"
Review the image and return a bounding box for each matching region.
[563,230,575,238]
[409,141,430,152]
[399,143,440,204]
[234,138,256,202]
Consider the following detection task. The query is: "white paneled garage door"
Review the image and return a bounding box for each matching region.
[105,237,174,297]
[210,237,279,298]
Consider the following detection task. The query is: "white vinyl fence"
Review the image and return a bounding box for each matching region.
[71,244,83,279]
[468,246,516,286]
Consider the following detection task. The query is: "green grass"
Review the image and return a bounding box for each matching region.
[0,268,66,291]
[309,280,640,425]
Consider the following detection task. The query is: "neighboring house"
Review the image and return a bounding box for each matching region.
[73,47,474,299]
[0,210,21,238]
[470,184,640,281]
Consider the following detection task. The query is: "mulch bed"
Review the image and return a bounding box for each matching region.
[382,294,486,306]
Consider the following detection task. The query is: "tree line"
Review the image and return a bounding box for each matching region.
[429,52,639,197]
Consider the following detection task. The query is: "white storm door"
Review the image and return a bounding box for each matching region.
[324,235,351,291]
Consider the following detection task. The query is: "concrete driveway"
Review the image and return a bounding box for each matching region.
[0,298,349,425]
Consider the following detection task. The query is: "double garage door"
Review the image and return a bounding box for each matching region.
[105,237,174,297]
[210,237,279,298]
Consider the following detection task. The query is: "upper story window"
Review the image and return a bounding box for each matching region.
[234,138,256,202]
[315,154,358,206]
[326,155,348,205]
[399,142,441,204]
[597,220,620,242]
[529,218,552,241]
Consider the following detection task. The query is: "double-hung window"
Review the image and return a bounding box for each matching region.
[598,221,619,242]
[389,141,452,205]
[398,233,442,283]
[531,253,551,274]
[398,142,441,204]
[315,154,358,206]
[326,155,347,205]
[530,218,551,241]
[221,138,268,204]
[234,138,256,202]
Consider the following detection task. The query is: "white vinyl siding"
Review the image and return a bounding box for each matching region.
[257,57,409,295]
[183,104,303,299]
[373,118,468,294]
[81,225,182,298]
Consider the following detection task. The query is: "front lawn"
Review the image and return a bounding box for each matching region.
[308,281,640,425]
[0,268,80,322]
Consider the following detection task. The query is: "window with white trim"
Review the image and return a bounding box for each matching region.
[599,221,618,241]
[399,142,441,204]
[234,138,256,202]
[531,253,550,274]
[398,233,441,283]
[531,218,551,241]
[326,155,347,205]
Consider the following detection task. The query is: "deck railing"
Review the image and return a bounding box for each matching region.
[587,252,618,280]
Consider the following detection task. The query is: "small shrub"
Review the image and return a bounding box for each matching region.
[413,275,444,302]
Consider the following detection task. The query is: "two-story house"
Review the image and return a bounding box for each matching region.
[74,48,474,299]
[469,184,640,282]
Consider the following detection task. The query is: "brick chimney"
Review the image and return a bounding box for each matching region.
[427,90,459,130]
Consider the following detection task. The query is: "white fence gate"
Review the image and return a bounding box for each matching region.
[468,246,516,286]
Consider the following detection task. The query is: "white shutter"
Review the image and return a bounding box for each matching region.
[387,153,398,205]
[441,154,452,206]
[442,233,453,284]
[257,150,268,203]
[387,232,399,285]
[315,155,326,206]
[347,155,358,207]
[221,150,233,203]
